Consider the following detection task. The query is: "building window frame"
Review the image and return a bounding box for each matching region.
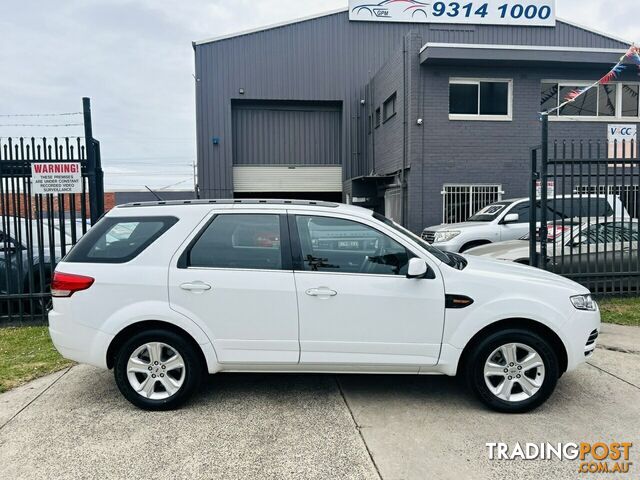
[449,78,513,122]
[542,80,640,121]
[441,184,504,224]
[375,107,381,128]
[382,93,397,123]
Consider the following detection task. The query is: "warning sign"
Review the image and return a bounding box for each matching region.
[31,162,82,194]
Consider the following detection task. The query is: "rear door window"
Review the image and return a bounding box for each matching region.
[65,216,178,263]
[186,214,284,270]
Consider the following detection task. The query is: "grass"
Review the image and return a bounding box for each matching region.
[0,326,73,394]
[598,297,640,327]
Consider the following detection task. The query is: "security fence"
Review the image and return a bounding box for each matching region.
[0,98,104,324]
[530,116,639,296]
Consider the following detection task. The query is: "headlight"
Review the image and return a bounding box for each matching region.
[434,230,461,243]
[570,294,597,311]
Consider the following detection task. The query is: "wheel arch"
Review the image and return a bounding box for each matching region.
[106,320,210,371]
[459,240,492,253]
[457,318,568,376]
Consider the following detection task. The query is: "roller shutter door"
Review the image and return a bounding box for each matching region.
[232,101,342,193]
[233,166,342,193]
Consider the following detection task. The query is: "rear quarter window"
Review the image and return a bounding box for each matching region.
[64,216,178,264]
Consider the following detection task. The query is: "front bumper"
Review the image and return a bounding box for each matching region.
[562,307,601,372]
[431,239,466,253]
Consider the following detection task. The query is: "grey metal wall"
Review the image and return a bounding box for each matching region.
[194,10,627,199]
[231,101,341,166]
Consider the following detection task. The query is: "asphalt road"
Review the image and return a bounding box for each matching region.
[1,324,639,480]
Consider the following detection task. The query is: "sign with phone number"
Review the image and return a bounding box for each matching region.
[349,0,556,27]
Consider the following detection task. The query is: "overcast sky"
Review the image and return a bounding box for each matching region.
[1,1,638,191]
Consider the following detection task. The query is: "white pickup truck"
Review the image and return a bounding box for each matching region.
[422,195,629,253]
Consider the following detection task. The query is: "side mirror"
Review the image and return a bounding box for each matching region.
[502,213,520,224]
[407,258,429,279]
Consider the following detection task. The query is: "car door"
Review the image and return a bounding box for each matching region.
[499,202,532,241]
[168,210,299,364]
[290,212,445,368]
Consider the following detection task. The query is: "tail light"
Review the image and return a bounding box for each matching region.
[51,272,95,297]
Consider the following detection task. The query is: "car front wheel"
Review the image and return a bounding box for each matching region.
[114,329,202,410]
[465,329,559,413]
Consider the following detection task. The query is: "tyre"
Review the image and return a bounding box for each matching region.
[465,329,559,413]
[114,329,202,410]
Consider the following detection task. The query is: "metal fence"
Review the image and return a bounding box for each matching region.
[530,116,640,296]
[0,98,103,324]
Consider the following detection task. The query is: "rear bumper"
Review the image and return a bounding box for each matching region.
[49,309,113,369]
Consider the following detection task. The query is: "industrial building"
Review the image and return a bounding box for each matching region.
[193,6,637,231]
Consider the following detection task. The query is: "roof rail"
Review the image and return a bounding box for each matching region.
[119,199,340,208]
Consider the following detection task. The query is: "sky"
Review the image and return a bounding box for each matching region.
[1,1,638,191]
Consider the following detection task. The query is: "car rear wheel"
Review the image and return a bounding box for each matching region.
[114,329,202,410]
[465,329,559,413]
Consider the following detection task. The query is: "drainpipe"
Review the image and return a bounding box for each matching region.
[400,35,409,227]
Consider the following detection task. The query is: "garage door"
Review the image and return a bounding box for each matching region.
[232,101,342,193]
[233,166,342,193]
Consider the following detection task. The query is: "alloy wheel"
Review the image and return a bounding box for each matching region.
[126,342,186,400]
[483,342,546,403]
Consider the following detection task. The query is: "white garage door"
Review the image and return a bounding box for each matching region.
[233,166,342,193]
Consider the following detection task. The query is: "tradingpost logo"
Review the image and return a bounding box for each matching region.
[487,442,634,474]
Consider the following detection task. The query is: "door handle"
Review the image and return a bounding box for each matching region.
[180,281,212,293]
[305,287,337,298]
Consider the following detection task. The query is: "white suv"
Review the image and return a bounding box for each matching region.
[49,200,600,413]
[423,195,629,253]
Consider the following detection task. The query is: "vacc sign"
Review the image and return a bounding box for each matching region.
[349,0,556,26]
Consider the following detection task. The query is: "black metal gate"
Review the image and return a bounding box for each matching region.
[530,116,640,296]
[0,98,104,324]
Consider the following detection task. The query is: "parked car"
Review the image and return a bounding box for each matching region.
[422,195,629,253]
[1,217,88,313]
[465,218,639,291]
[49,199,600,413]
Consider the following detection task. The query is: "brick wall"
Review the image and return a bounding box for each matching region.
[3,192,116,219]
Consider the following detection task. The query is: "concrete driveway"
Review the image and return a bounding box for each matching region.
[1,324,639,480]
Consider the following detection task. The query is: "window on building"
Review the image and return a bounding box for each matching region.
[622,85,640,117]
[375,108,381,128]
[295,215,412,276]
[368,114,373,134]
[598,84,617,117]
[441,185,503,224]
[187,214,283,270]
[449,79,512,120]
[383,93,397,122]
[542,81,640,119]
[559,85,598,116]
